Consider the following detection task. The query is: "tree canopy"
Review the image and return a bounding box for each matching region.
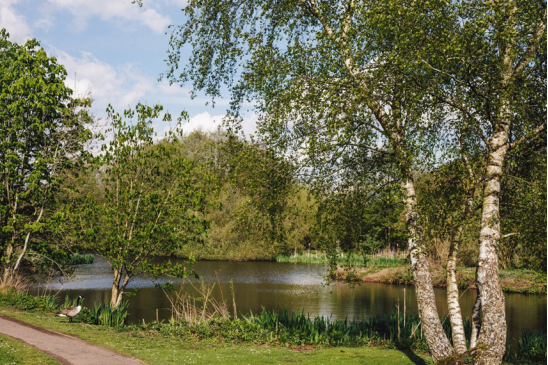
[0,29,92,283]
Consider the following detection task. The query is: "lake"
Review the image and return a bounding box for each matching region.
[30,256,546,342]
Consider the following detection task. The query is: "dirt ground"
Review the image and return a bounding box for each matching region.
[0,315,143,365]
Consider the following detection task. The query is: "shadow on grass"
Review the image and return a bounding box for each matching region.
[396,347,431,365]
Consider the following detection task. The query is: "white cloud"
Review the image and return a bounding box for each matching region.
[48,0,170,33]
[181,111,257,137]
[0,0,32,43]
[49,48,257,138]
[34,16,53,31]
[183,112,224,134]
[55,49,154,112]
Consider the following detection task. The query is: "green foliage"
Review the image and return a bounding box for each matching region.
[75,301,129,327]
[77,105,211,305]
[504,331,547,364]
[500,137,547,271]
[0,29,92,277]
[0,290,57,312]
[62,254,94,265]
[174,131,307,261]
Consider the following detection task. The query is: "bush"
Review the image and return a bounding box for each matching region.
[0,290,57,312]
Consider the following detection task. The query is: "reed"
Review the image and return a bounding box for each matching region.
[504,330,547,364]
[276,249,407,268]
[166,275,231,324]
[76,301,129,327]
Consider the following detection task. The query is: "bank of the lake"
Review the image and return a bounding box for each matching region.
[28,256,546,345]
[0,308,432,365]
[331,264,547,295]
[275,253,547,295]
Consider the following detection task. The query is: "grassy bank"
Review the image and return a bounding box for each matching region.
[332,265,547,295]
[276,250,406,267]
[0,310,431,365]
[277,251,546,295]
[0,290,546,364]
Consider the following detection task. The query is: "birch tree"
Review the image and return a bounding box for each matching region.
[163,1,455,360]
[0,30,92,283]
[415,1,546,362]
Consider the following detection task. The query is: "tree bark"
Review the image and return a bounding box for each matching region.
[470,290,482,349]
[402,174,454,361]
[446,185,475,354]
[446,232,467,354]
[2,243,14,283]
[475,135,508,363]
[111,269,123,307]
[111,268,131,308]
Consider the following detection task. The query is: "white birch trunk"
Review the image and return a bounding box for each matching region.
[446,186,475,354]
[475,129,508,363]
[402,175,454,361]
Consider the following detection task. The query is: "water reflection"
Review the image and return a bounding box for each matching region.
[31,255,546,342]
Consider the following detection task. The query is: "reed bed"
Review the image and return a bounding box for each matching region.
[77,301,129,327]
[276,249,407,268]
[164,274,232,324]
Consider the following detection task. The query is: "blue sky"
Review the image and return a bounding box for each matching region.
[0,0,257,135]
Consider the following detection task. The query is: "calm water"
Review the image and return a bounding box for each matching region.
[31,256,546,341]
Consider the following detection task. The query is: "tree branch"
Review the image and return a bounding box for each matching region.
[508,122,546,150]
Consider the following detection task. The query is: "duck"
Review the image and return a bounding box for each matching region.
[58,295,83,323]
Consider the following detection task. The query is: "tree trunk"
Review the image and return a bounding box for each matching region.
[402,175,454,362]
[111,269,123,307]
[470,291,482,349]
[111,268,131,308]
[446,185,475,354]
[446,232,467,354]
[475,133,508,363]
[2,243,14,283]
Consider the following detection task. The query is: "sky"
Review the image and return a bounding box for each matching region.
[0,0,257,136]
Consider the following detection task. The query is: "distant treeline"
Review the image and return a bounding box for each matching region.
[62,130,545,271]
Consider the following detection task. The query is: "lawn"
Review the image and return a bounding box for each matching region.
[0,308,430,365]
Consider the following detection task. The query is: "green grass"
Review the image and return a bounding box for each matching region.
[276,251,406,268]
[0,308,431,365]
[0,333,60,365]
[0,290,57,312]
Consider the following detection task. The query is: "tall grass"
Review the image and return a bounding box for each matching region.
[75,301,129,327]
[165,275,231,324]
[245,308,429,347]
[0,275,28,294]
[277,249,407,268]
[504,330,547,364]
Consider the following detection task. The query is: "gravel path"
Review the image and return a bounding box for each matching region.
[0,315,143,365]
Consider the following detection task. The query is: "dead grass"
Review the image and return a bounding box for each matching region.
[165,274,234,324]
[0,275,28,295]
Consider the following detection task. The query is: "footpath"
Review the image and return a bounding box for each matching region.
[0,315,143,365]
